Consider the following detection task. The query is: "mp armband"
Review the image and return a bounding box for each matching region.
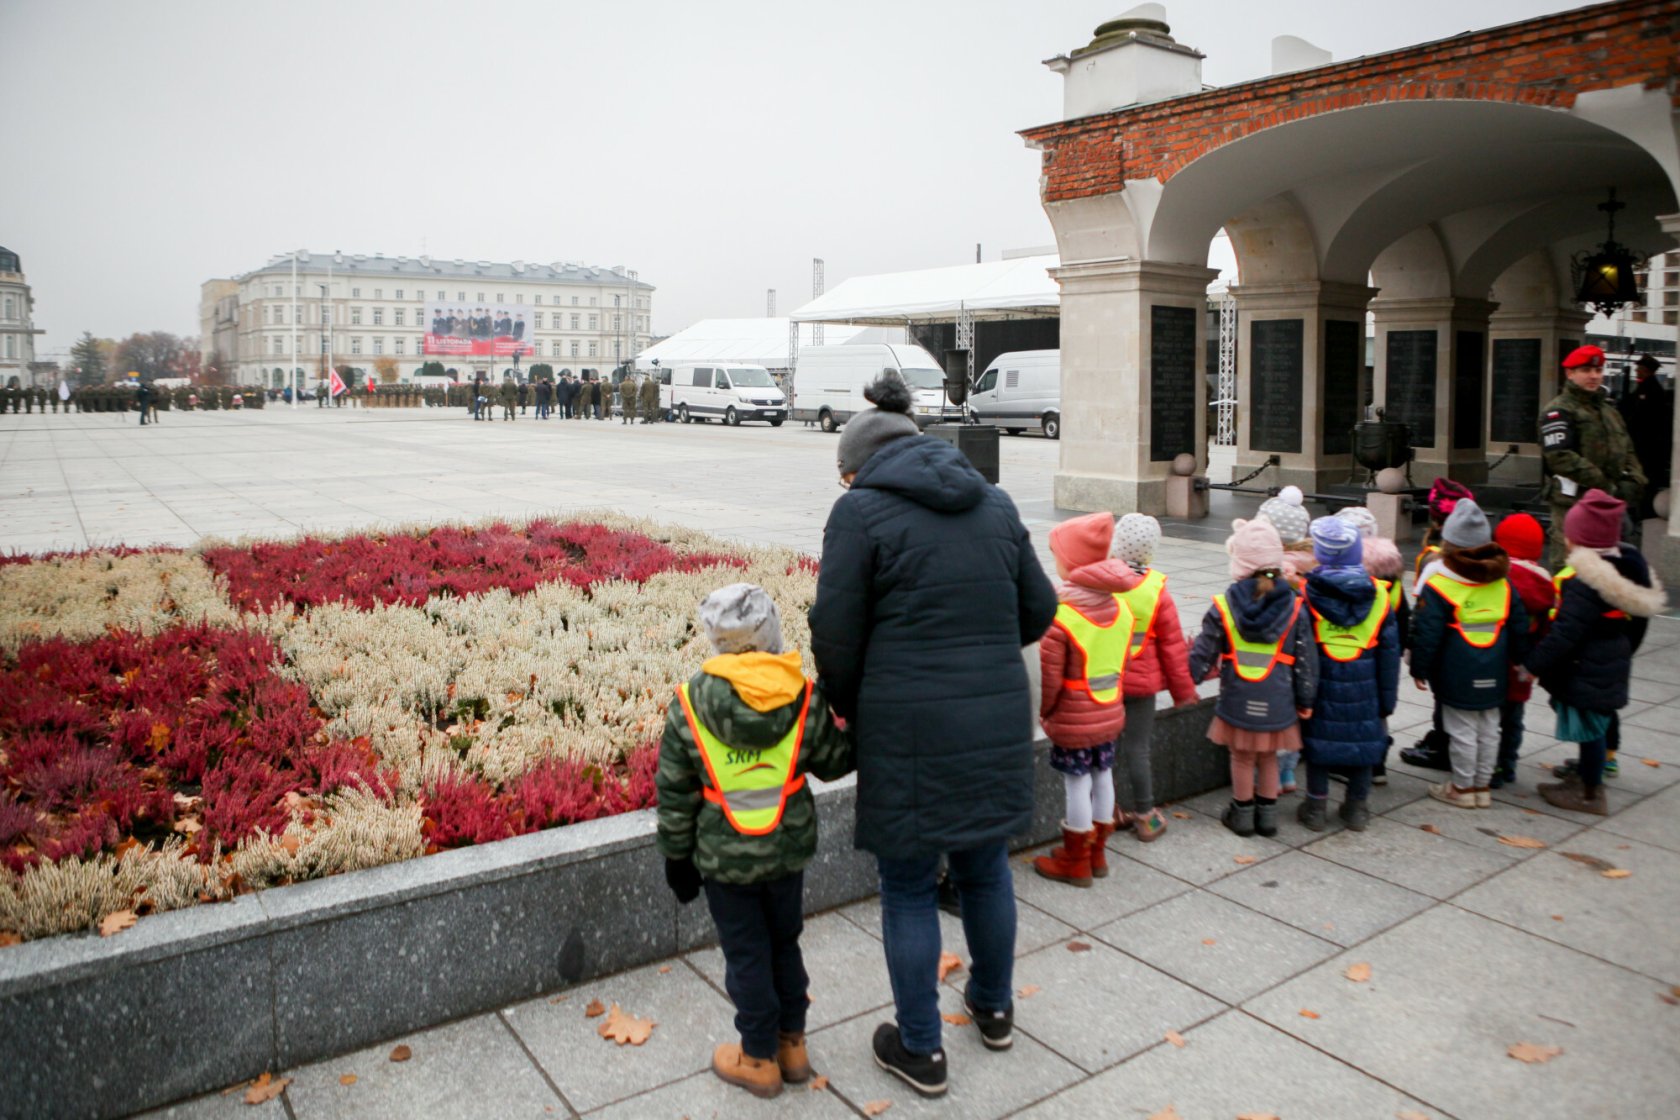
[1539,410,1575,452]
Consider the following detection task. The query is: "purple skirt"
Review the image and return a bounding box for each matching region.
[1049,739,1116,776]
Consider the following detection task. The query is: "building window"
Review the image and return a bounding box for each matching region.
[438,291,446,300]
[572,296,579,306]
[321,337,329,354]
[5,336,14,359]
[588,315,598,330]
[373,337,384,356]
[271,337,282,355]
[613,340,621,358]
[515,293,523,303]
[534,312,544,329]
[395,289,404,300]
[495,293,503,302]
[320,305,330,325]
[477,292,485,301]
[351,337,362,355]
[395,338,405,355]
[571,314,580,329]
[589,297,597,306]
[373,308,384,325]
[613,294,621,307]
[612,314,621,331]
[570,341,579,357]
[2,296,12,319]
[351,307,363,325]
[534,295,543,304]
[374,288,382,299]
[352,287,361,298]
[552,340,562,356]
[457,291,465,301]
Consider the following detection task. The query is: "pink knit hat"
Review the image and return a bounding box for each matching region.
[1227,518,1285,580]
[1563,489,1625,550]
[1050,511,1115,570]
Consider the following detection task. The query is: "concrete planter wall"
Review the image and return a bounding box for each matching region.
[1,699,1220,1120]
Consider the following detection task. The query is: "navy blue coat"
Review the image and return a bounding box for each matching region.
[1300,567,1401,767]
[809,435,1057,859]
[1410,545,1530,712]
[1187,578,1319,732]
[1526,546,1662,714]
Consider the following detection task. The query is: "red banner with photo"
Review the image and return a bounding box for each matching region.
[424,301,533,357]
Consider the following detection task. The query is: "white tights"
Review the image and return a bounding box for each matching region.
[1062,768,1116,831]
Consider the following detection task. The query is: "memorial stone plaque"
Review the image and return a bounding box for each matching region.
[1384,330,1437,448]
[1250,318,1304,453]
[1453,330,1486,450]
[1489,338,1542,444]
[1149,305,1198,461]
[1321,319,1361,456]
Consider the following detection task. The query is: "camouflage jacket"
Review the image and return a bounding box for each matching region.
[638,377,660,419]
[656,657,854,884]
[1540,382,1646,509]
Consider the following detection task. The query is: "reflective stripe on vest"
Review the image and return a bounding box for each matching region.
[1212,593,1301,682]
[1309,581,1391,662]
[1115,569,1167,658]
[1551,566,1629,622]
[1053,599,1133,704]
[1424,576,1511,648]
[1387,578,1402,614]
[677,680,811,837]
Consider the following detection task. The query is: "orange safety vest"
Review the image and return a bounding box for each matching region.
[677,680,811,836]
[1212,593,1302,682]
[1551,566,1628,622]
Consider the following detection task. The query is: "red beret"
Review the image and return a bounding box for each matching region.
[1561,345,1604,369]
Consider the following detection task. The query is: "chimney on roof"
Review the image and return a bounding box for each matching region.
[1044,4,1203,120]
[1271,35,1331,75]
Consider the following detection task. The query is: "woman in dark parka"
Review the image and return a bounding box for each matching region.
[809,373,1057,1097]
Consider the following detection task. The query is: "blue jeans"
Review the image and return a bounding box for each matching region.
[704,873,807,1060]
[876,840,1015,1055]
[1305,761,1371,801]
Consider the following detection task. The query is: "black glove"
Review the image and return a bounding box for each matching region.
[665,857,702,904]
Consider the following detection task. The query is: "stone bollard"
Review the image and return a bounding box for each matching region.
[1368,468,1413,541]
[1164,452,1207,518]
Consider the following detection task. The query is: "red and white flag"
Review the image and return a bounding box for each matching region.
[328,368,347,398]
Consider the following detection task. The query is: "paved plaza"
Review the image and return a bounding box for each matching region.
[2,409,1677,1119]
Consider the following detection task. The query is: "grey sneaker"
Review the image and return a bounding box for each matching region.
[1338,798,1372,831]
[1297,797,1329,832]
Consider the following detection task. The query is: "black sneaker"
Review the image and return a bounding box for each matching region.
[871,1023,947,1097]
[962,990,1014,1051]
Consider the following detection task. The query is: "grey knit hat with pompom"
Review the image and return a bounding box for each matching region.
[836,371,921,476]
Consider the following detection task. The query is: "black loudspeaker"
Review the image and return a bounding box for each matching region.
[942,348,970,406]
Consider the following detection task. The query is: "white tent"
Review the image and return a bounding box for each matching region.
[633,318,873,371]
[790,255,1061,326]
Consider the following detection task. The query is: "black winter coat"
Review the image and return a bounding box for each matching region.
[809,435,1057,859]
[1527,546,1664,713]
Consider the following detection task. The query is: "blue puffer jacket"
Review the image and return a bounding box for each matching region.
[809,435,1058,859]
[1410,544,1530,711]
[1300,567,1401,767]
[1188,578,1319,732]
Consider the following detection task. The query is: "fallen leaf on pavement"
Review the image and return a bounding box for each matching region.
[1642,758,1660,768]
[597,1003,656,1046]
[0,931,21,948]
[1149,1107,1182,1120]
[1171,811,1192,820]
[810,1075,829,1091]
[584,999,606,1018]
[1419,824,1442,835]
[339,1074,357,1086]
[1017,984,1041,999]
[1236,1113,1282,1120]
[1299,1009,1321,1019]
[1497,835,1547,849]
[1164,1030,1186,1048]
[244,1072,290,1104]
[1396,1112,1431,1120]
[98,910,137,938]
[1602,869,1632,879]
[1202,938,1217,946]
[1672,986,1680,998]
[942,1012,972,1026]
[937,952,964,981]
[1551,915,1565,922]
[863,1100,892,1116]
[1507,1042,1562,1064]
[1558,851,1615,872]
[1233,855,1258,865]
[1066,940,1092,952]
[1345,962,1372,983]
[389,1044,412,1062]
[658,965,671,974]
[1659,992,1679,1006]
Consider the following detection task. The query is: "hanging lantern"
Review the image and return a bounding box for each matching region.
[1571,188,1647,317]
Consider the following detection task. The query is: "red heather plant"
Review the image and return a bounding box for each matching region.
[424,741,660,849]
[203,519,746,613]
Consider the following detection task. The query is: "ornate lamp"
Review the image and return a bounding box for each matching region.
[1571,188,1646,317]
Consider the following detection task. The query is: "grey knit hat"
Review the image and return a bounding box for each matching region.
[1440,498,1491,548]
[1111,513,1161,568]
[698,583,784,655]
[836,371,920,476]
[1257,485,1310,544]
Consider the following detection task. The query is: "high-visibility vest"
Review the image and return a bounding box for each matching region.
[1052,599,1133,704]
[676,680,811,837]
[1550,566,1628,622]
[1385,578,1403,614]
[1212,593,1302,682]
[1424,576,1511,648]
[1115,570,1168,659]
[1309,581,1391,662]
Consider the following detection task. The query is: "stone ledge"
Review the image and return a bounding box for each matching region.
[1,699,1217,1120]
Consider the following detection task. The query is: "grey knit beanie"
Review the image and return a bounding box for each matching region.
[1257,485,1310,544]
[698,583,784,655]
[1440,498,1491,548]
[1111,513,1161,569]
[836,371,920,476]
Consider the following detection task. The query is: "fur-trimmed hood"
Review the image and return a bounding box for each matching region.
[1442,542,1510,584]
[1361,536,1403,581]
[1566,547,1666,618]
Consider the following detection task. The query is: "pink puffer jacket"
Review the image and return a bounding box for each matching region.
[1040,559,1140,748]
[1119,577,1199,704]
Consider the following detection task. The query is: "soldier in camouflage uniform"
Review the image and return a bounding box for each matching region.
[656,583,853,1099]
[1540,345,1646,569]
[618,374,636,424]
[639,372,661,424]
[498,376,517,421]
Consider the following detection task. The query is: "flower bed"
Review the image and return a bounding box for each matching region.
[0,516,817,941]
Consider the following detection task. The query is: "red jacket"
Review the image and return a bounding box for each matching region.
[1040,559,1140,747]
[1119,574,1199,704]
[1506,558,1556,701]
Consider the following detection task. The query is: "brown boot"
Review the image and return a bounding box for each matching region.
[1538,782,1608,816]
[777,1031,812,1083]
[712,1043,783,1099]
[1032,824,1095,887]
[1090,818,1117,878]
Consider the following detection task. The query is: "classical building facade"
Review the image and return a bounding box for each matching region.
[0,245,41,388]
[208,252,654,386]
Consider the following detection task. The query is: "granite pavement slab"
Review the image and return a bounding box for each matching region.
[1102,806,1288,886]
[1206,849,1435,947]
[835,893,1077,958]
[133,1090,287,1120]
[1382,794,1589,857]
[1246,905,1680,1120]
[503,960,735,1114]
[1596,781,1680,852]
[1299,813,1514,899]
[281,1013,564,1120]
[587,1068,859,1119]
[1091,889,1342,1005]
[1008,843,1190,930]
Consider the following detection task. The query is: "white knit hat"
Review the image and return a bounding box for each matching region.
[1111,513,1161,568]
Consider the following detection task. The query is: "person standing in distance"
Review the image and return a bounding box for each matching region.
[808,371,1057,1099]
[1540,345,1646,568]
[1619,353,1671,519]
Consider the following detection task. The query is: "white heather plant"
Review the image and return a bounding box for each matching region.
[0,550,237,653]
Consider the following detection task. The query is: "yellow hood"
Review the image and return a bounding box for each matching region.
[702,650,807,712]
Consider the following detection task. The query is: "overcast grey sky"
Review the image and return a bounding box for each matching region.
[2,0,1577,360]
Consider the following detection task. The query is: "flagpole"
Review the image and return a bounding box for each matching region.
[326,255,333,400]
[290,251,298,409]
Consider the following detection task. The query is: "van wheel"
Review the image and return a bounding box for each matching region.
[678,404,690,424]
[1005,428,1023,436]
[1042,412,1060,440]
[725,406,739,426]
[769,418,784,427]
[819,410,837,433]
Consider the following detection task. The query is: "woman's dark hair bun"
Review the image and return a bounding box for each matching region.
[863,370,914,414]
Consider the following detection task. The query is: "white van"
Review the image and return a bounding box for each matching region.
[969,349,1060,439]
[666,364,788,426]
[790,343,954,432]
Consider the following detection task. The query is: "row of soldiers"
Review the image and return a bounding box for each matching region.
[468,374,664,423]
[0,383,268,414]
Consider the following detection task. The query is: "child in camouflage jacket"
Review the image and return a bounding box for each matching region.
[656,583,854,1100]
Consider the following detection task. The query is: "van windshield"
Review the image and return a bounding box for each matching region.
[725,368,775,387]
[899,367,946,391]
